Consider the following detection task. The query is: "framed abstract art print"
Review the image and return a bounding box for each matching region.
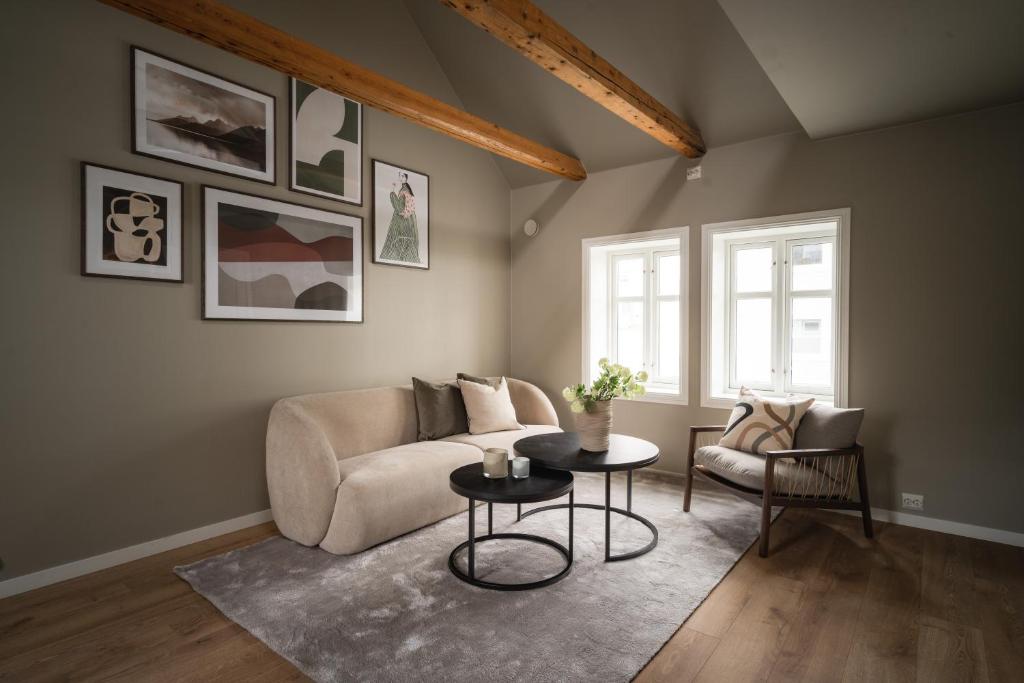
[290,79,362,205]
[202,187,363,322]
[81,162,183,282]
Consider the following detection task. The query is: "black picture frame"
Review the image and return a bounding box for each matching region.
[80,161,185,283]
[289,78,363,207]
[130,46,276,185]
[371,159,430,270]
[200,184,364,323]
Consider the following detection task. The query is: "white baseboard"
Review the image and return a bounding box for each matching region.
[0,509,273,599]
[835,507,1024,548]
[651,468,1024,548]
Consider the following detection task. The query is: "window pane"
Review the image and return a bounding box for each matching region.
[657,253,679,296]
[615,301,644,372]
[735,298,773,384]
[790,296,833,388]
[791,242,833,291]
[657,300,679,379]
[615,256,644,297]
[734,247,773,293]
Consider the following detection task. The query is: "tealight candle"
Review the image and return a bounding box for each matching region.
[483,448,509,478]
[512,456,530,479]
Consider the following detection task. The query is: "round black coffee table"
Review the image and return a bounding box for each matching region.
[513,432,659,562]
[448,462,574,591]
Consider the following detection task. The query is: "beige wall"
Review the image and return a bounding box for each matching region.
[0,0,510,580]
[511,103,1024,534]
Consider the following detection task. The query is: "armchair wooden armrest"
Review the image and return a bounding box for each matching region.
[690,425,727,433]
[684,426,726,512]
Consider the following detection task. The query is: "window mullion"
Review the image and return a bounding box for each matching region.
[774,237,785,394]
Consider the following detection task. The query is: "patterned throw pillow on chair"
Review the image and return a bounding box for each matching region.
[719,387,814,455]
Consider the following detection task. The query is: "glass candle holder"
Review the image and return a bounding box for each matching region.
[483,448,509,478]
[512,456,530,479]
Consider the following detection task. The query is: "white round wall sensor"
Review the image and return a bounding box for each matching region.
[524,219,539,237]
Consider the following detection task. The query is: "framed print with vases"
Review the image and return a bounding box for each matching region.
[81,162,183,282]
[202,186,363,322]
[290,78,362,205]
[131,47,275,184]
[372,159,429,269]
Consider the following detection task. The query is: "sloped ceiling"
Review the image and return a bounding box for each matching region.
[405,0,801,187]
[717,0,1024,139]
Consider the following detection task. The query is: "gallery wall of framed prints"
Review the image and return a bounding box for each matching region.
[82,44,431,323]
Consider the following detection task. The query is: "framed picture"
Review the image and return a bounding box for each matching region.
[290,79,362,205]
[131,47,275,184]
[372,160,429,269]
[81,162,183,282]
[202,186,363,322]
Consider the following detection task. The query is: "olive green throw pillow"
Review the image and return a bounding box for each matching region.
[412,378,468,441]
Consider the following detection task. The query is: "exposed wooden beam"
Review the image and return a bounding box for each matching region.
[97,0,587,181]
[442,0,706,158]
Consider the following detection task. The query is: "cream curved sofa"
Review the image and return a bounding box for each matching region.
[266,378,560,554]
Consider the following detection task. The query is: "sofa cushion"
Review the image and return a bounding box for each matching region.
[719,387,814,455]
[442,424,561,454]
[457,372,500,389]
[695,444,836,495]
[412,377,469,441]
[458,377,524,434]
[795,404,865,450]
[322,440,482,554]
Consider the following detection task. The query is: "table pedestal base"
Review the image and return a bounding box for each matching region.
[518,471,658,562]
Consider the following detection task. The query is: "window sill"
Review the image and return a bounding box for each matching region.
[703,391,835,410]
[614,393,688,407]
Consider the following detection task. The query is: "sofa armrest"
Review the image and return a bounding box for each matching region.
[507,378,559,427]
[266,399,341,546]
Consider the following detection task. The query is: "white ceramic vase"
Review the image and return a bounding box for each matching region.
[575,399,612,452]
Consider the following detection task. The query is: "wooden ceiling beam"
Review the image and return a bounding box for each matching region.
[97,0,587,181]
[442,0,706,157]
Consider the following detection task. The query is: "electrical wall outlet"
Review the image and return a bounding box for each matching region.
[901,493,924,511]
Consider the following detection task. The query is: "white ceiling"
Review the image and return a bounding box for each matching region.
[717,0,1024,138]
[403,0,1024,186]
[405,0,800,187]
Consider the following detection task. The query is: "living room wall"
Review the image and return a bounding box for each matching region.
[0,0,510,581]
[510,102,1024,535]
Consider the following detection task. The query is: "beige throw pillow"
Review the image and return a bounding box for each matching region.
[719,387,814,455]
[458,377,524,435]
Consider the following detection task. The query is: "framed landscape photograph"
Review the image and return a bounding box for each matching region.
[372,160,429,269]
[290,79,362,205]
[132,47,275,184]
[202,186,363,322]
[81,162,183,282]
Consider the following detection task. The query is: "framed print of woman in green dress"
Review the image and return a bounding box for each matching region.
[372,159,429,269]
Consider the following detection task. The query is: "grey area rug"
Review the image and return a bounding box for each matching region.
[176,473,773,682]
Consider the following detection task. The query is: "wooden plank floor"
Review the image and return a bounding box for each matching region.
[1,510,1021,682]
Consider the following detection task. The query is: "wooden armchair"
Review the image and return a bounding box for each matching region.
[684,424,872,557]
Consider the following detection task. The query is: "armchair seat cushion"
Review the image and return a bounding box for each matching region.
[695,444,837,495]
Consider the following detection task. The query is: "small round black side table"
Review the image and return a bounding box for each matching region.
[513,432,659,562]
[448,462,574,591]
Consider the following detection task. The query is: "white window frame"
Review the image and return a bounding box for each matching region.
[701,209,850,409]
[582,226,689,405]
